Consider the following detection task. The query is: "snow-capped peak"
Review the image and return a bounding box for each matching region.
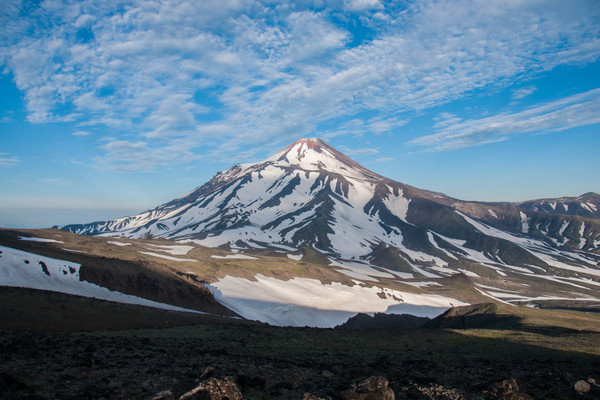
[266,138,381,181]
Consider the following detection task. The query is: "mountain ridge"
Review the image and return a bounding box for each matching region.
[62,138,600,310]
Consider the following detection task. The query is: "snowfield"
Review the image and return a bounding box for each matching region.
[209,274,467,328]
[20,236,63,244]
[210,254,258,260]
[0,245,198,313]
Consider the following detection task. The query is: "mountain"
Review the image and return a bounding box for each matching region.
[516,192,600,219]
[63,138,600,309]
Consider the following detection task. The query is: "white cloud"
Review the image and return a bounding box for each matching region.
[409,88,600,151]
[0,153,20,167]
[512,86,537,101]
[73,130,91,136]
[74,14,96,28]
[286,11,349,62]
[97,138,200,171]
[433,113,462,129]
[344,0,384,12]
[1,0,599,169]
[144,94,208,139]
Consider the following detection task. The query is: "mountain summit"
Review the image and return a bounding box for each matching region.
[63,138,600,305]
[268,138,383,181]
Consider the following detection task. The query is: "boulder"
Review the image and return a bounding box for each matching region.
[574,380,591,395]
[179,377,242,400]
[341,376,394,400]
[486,378,533,400]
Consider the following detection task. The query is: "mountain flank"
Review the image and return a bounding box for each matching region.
[59,138,600,316]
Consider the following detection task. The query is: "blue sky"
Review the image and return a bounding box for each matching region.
[1,0,600,228]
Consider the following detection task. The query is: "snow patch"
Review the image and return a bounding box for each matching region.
[411,265,441,278]
[427,232,458,260]
[458,269,479,277]
[559,221,570,236]
[328,258,396,281]
[211,254,258,260]
[578,222,587,249]
[382,188,410,222]
[519,211,529,233]
[108,241,132,247]
[209,274,467,327]
[139,251,198,262]
[287,254,304,260]
[0,245,198,313]
[144,244,194,255]
[402,281,442,288]
[19,236,63,244]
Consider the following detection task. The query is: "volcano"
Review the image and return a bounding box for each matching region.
[63,138,600,307]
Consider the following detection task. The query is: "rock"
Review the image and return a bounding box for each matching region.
[179,376,242,400]
[146,390,175,400]
[485,378,533,400]
[574,380,591,395]
[341,376,395,400]
[322,370,335,379]
[587,378,600,394]
[303,393,326,400]
[490,378,519,396]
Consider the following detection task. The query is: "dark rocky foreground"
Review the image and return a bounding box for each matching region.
[1,320,600,400]
[1,285,599,399]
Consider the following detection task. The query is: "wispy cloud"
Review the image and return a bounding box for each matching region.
[512,86,537,101]
[0,153,20,167]
[97,138,200,171]
[409,88,600,151]
[1,0,599,169]
[337,145,379,156]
